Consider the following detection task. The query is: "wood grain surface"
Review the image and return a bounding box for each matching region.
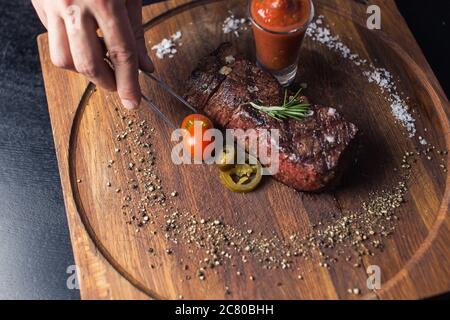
[38,0,450,300]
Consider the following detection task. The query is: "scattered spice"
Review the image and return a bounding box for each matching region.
[97,14,449,296]
[351,288,361,295]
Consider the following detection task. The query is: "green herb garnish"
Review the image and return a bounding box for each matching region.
[248,88,311,121]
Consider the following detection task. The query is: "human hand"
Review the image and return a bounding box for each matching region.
[32,0,154,109]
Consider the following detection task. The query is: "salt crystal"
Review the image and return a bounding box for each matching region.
[307,16,417,138]
[419,136,428,145]
[171,31,182,41]
[325,135,335,143]
[222,13,248,36]
[327,108,336,116]
[151,31,182,59]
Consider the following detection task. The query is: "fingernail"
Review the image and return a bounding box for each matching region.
[122,99,138,110]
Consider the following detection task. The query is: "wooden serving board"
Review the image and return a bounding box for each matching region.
[38,0,450,300]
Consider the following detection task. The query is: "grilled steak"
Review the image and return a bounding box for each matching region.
[184,43,358,191]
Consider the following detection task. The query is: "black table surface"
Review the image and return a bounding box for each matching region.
[0,0,448,300]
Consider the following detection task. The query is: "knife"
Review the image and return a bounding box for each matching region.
[140,71,198,130]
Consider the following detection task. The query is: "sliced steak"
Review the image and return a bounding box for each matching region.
[184,43,238,111]
[228,105,357,191]
[282,106,358,191]
[205,59,283,126]
[184,43,358,192]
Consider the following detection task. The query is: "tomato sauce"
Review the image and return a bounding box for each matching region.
[250,0,313,71]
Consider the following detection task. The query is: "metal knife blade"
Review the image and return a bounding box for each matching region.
[141,93,177,129]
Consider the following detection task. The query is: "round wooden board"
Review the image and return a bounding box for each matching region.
[69,0,449,299]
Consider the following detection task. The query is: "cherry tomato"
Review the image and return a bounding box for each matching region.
[181,114,214,160]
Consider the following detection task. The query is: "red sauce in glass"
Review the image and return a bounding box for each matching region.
[250,0,312,71]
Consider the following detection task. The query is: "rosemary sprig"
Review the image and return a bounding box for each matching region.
[248,88,311,121]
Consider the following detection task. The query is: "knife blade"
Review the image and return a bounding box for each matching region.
[141,93,177,129]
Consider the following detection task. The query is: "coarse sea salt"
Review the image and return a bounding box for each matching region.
[306,16,419,140]
[419,136,428,145]
[325,135,336,143]
[306,18,367,66]
[151,31,182,59]
[327,108,336,116]
[222,13,248,37]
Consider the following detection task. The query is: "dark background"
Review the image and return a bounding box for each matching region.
[0,0,448,299]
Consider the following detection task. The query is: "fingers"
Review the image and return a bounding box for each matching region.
[32,1,73,69]
[34,0,149,110]
[47,15,74,70]
[62,9,116,91]
[31,0,48,28]
[126,0,154,73]
[93,1,141,109]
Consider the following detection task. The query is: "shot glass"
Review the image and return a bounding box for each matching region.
[249,0,315,86]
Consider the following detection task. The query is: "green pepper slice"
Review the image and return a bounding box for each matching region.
[219,162,263,193]
[216,145,237,172]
